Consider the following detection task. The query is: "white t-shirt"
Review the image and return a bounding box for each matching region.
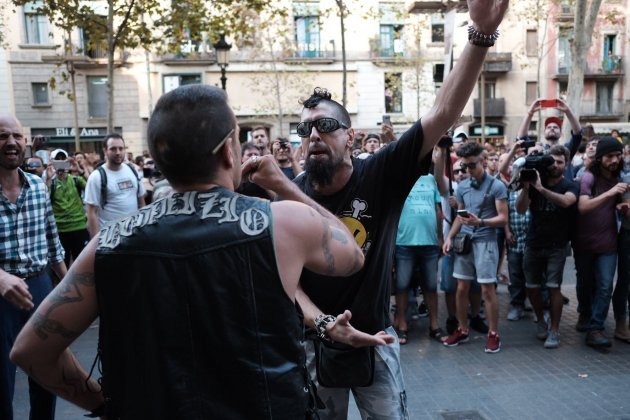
[85,164,146,228]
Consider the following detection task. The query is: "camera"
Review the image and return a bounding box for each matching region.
[438,135,453,149]
[278,140,291,151]
[520,140,536,150]
[518,152,555,182]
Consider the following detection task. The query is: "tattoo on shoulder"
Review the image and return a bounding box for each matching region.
[32,271,95,341]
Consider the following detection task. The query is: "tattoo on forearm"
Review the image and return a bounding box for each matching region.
[321,219,335,275]
[33,272,94,340]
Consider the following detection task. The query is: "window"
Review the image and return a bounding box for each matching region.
[24,11,50,44]
[31,82,49,106]
[384,73,402,113]
[87,76,108,119]
[481,81,495,99]
[557,30,571,74]
[431,14,444,43]
[293,2,320,58]
[379,25,403,57]
[526,81,537,105]
[80,16,107,59]
[433,64,444,83]
[558,81,568,100]
[163,74,201,93]
[596,82,614,114]
[526,30,537,57]
[603,34,617,71]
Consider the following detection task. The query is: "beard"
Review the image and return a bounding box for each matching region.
[0,145,24,170]
[305,154,340,187]
[545,134,560,142]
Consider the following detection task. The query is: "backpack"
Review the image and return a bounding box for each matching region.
[97,163,140,209]
[50,175,83,203]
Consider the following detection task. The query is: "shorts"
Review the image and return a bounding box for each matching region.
[453,239,499,284]
[523,246,566,288]
[395,245,439,293]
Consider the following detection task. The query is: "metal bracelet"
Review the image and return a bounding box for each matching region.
[314,314,336,343]
[468,25,499,48]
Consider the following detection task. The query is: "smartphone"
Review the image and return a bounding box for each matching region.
[24,144,33,159]
[540,99,559,108]
[457,209,470,218]
[382,115,392,126]
[52,160,71,171]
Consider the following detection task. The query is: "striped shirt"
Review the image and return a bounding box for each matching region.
[507,189,530,254]
[0,169,64,276]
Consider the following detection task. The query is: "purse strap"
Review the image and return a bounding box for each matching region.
[472,177,495,234]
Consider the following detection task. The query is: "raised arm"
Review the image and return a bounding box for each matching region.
[419,0,509,160]
[10,238,104,414]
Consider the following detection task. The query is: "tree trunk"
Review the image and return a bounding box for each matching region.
[265,26,284,136]
[107,0,115,133]
[565,0,603,133]
[336,0,347,107]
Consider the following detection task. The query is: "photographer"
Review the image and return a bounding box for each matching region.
[271,138,300,180]
[515,145,578,349]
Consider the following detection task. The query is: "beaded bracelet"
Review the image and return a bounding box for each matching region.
[468,25,500,48]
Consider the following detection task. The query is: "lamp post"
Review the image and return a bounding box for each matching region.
[213,33,232,91]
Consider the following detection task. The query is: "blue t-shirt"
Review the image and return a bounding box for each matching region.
[396,174,441,246]
[456,174,507,241]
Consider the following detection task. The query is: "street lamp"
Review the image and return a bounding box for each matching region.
[213,33,232,91]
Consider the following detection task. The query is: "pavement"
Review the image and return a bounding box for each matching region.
[12,257,630,419]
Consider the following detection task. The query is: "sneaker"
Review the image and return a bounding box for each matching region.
[485,331,501,353]
[507,305,524,321]
[544,330,560,349]
[446,316,459,335]
[442,328,469,347]
[586,330,612,348]
[470,315,489,334]
[536,320,549,341]
[576,313,590,332]
[417,300,429,318]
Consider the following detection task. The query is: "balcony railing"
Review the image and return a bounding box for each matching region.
[473,98,505,118]
[483,52,512,73]
[580,100,625,118]
[556,56,623,79]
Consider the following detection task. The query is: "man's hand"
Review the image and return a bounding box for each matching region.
[443,237,452,255]
[448,195,458,209]
[505,229,516,246]
[242,155,291,193]
[45,164,55,181]
[458,211,481,226]
[607,182,629,198]
[532,170,543,191]
[0,272,34,310]
[468,0,509,34]
[326,310,395,347]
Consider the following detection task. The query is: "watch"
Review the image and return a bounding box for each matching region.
[314,314,336,342]
[479,219,486,228]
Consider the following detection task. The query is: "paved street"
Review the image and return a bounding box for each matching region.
[13,257,630,419]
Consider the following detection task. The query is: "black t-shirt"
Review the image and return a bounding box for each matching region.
[526,177,579,248]
[294,120,431,334]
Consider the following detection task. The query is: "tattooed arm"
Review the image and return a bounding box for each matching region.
[10,238,104,413]
[272,201,392,347]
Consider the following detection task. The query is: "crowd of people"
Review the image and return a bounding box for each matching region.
[1,0,628,418]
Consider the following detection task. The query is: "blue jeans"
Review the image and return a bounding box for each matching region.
[574,250,618,331]
[0,272,57,420]
[395,246,439,293]
[507,250,526,307]
[613,228,630,321]
[305,326,409,419]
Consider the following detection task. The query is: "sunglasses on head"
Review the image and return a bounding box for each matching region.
[296,118,348,138]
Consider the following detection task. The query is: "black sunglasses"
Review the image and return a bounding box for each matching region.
[27,162,42,168]
[460,161,479,171]
[296,118,348,138]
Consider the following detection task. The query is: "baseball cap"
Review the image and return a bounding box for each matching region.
[50,149,68,160]
[595,136,623,159]
[544,117,562,128]
[452,129,468,143]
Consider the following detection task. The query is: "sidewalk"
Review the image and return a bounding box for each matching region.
[13,258,630,419]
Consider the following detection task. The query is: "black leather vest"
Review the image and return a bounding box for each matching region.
[94,188,308,419]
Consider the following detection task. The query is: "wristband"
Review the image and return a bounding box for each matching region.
[84,403,106,418]
[479,219,485,228]
[314,314,336,343]
[468,25,500,48]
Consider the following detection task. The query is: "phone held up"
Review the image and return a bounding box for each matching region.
[539,99,559,108]
[457,209,470,218]
[382,115,392,126]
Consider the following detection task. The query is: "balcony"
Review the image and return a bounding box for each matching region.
[580,100,625,120]
[483,52,512,73]
[554,56,624,81]
[284,49,335,64]
[556,6,574,22]
[473,98,505,118]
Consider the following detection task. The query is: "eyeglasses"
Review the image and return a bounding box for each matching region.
[453,169,464,174]
[212,128,234,155]
[27,162,42,168]
[296,118,349,138]
[460,161,479,171]
[0,131,24,141]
